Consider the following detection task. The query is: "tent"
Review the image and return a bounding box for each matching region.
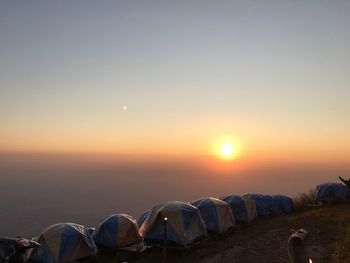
[244,194,272,216]
[86,227,95,236]
[93,214,141,250]
[139,201,207,248]
[265,195,281,214]
[241,195,258,222]
[221,195,254,224]
[28,223,96,263]
[271,195,293,213]
[315,183,350,203]
[191,197,235,233]
[137,211,150,227]
[270,195,283,214]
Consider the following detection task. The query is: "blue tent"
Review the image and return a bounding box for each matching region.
[283,196,294,213]
[271,195,293,213]
[191,197,235,233]
[138,211,150,227]
[315,183,350,202]
[221,195,249,224]
[244,194,272,216]
[28,223,96,263]
[86,227,95,236]
[93,214,141,250]
[139,201,207,248]
[266,195,282,214]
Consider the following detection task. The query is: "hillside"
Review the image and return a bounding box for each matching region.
[97,203,350,263]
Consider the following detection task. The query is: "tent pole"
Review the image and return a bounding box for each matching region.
[163,217,168,263]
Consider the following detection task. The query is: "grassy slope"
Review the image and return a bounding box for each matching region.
[94,203,350,263]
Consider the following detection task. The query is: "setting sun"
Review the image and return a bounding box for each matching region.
[220,143,234,158]
[213,136,242,160]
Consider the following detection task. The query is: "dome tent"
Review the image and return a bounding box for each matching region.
[265,195,281,214]
[282,195,294,213]
[241,195,258,222]
[315,183,350,203]
[28,223,96,263]
[139,201,207,248]
[244,194,272,216]
[221,195,254,224]
[86,227,95,236]
[191,197,235,233]
[271,195,293,213]
[137,211,150,227]
[93,214,141,250]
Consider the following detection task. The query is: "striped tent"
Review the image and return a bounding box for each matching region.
[93,214,141,250]
[221,195,257,224]
[28,223,96,263]
[191,197,235,233]
[139,201,207,248]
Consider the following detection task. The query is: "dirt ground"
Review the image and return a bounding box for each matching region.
[126,203,350,263]
[92,204,350,263]
[199,204,350,263]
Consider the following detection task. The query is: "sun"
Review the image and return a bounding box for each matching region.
[213,136,241,160]
[220,143,234,158]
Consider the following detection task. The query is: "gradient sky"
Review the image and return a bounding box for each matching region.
[1,1,350,162]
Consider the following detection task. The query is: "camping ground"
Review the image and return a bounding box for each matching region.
[95,202,350,263]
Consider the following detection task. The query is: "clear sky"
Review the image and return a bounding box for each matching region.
[1,1,350,162]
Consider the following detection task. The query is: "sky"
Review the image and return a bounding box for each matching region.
[1,1,350,163]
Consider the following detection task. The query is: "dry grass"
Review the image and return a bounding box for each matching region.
[292,188,316,209]
[83,197,350,263]
[333,224,350,263]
